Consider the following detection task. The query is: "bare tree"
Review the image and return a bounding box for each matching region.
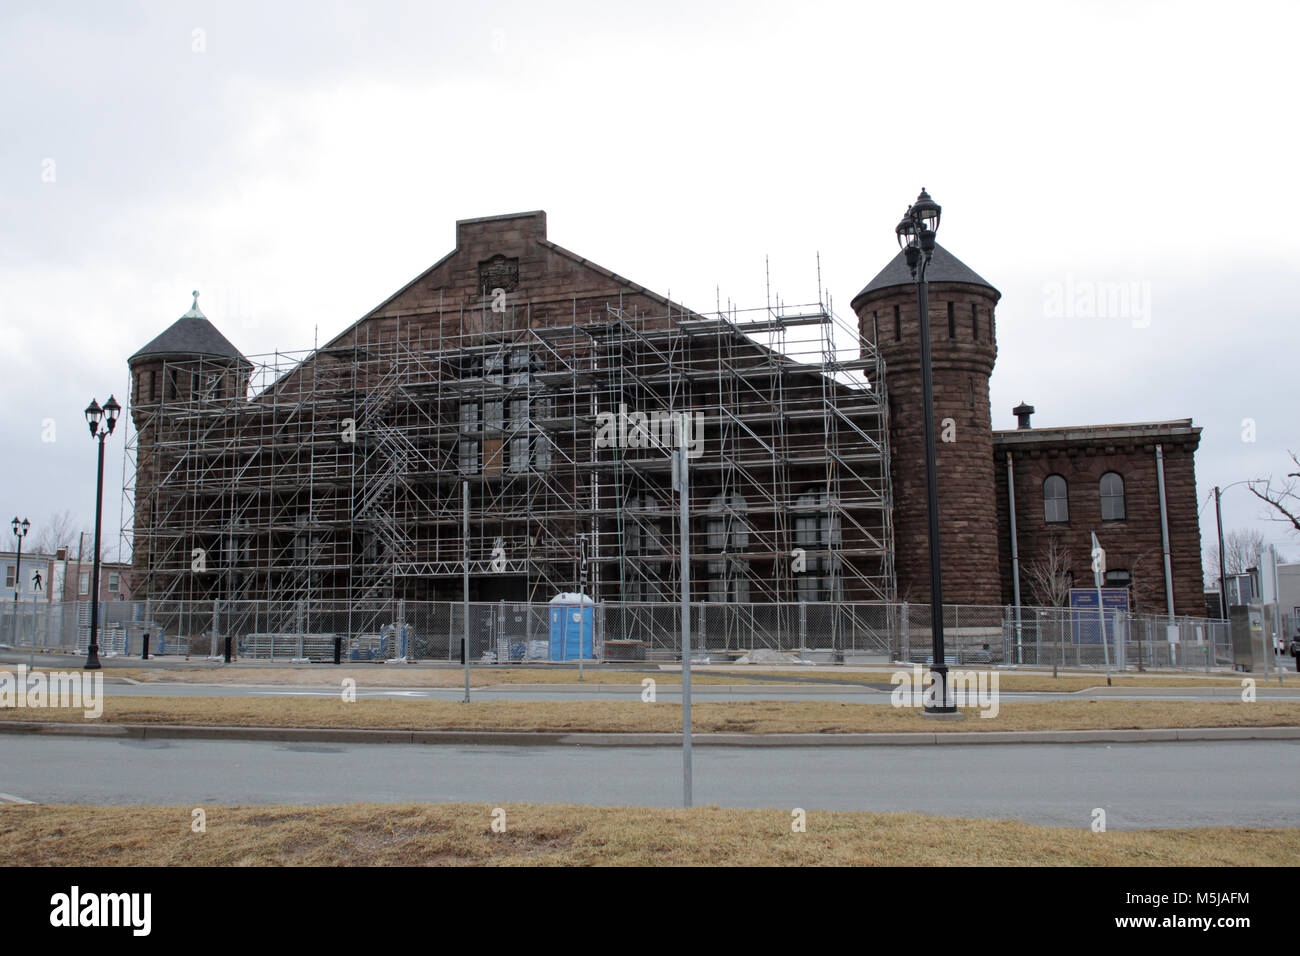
[1126,546,1163,613]
[28,514,113,563]
[32,510,82,555]
[1249,450,1300,536]
[1206,527,1267,582]
[1023,535,1074,607]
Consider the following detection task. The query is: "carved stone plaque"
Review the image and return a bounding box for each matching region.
[478,254,519,295]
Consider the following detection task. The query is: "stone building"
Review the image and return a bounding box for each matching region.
[122,210,1205,621]
[851,244,1204,618]
[125,211,895,618]
[993,415,1203,616]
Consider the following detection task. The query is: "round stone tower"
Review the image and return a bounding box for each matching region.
[852,245,1002,606]
[127,292,251,596]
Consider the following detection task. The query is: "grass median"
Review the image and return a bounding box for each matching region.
[2,802,1296,866]
[67,664,1287,692]
[2,695,1298,733]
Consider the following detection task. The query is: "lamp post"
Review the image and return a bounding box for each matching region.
[83,395,121,670]
[11,516,29,652]
[896,188,956,714]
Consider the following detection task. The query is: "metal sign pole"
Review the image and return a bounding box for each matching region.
[578,534,588,682]
[463,480,470,704]
[1092,533,1111,685]
[674,441,692,808]
[1274,547,1284,684]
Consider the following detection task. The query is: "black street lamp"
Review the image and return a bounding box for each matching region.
[11,516,29,647]
[896,188,956,714]
[83,395,121,670]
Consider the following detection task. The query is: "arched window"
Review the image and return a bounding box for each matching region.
[1100,471,1126,521]
[1043,474,1069,524]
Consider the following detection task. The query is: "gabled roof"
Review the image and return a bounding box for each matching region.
[130,294,249,364]
[852,243,999,306]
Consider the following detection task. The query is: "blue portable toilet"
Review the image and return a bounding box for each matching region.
[548,593,594,661]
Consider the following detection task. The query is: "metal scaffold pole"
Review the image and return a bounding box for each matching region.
[463,479,470,704]
[674,438,692,808]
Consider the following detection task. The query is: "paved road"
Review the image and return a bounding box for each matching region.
[2,736,1296,828]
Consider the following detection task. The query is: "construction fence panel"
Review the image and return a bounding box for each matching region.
[4,598,1259,672]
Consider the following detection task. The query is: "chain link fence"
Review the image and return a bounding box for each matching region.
[1,597,1239,671]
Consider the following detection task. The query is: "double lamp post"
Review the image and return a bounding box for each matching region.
[82,395,121,670]
[896,188,956,714]
[10,516,29,648]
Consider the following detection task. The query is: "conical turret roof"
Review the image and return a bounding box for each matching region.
[129,292,249,364]
[852,243,999,307]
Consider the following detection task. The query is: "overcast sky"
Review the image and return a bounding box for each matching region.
[2,0,1297,575]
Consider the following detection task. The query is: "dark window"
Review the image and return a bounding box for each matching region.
[968,377,975,409]
[1100,471,1126,521]
[706,492,751,603]
[894,305,901,342]
[1105,569,1131,587]
[1044,474,1069,523]
[459,401,480,474]
[948,301,955,339]
[972,303,980,341]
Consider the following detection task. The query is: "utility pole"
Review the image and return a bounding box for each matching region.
[1215,486,1228,618]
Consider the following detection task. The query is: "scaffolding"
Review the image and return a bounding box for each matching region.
[121,292,896,626]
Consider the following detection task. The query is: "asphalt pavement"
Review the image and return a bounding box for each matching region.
[1,734,1295,829]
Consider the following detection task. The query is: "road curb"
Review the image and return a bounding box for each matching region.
[2,721,1298,747]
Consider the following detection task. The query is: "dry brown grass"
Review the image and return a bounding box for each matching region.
[56,663,1282,692]
[1,695,1297,733]
[1,802,1295,866]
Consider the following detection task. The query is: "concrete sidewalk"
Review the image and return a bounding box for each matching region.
[2,720,1297,747]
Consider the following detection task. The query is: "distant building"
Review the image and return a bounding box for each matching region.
[1,550,58,602]
[61,559,133,603]
[0,549,131,605]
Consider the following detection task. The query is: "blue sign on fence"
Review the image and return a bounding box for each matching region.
[1069,588,1130,644]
